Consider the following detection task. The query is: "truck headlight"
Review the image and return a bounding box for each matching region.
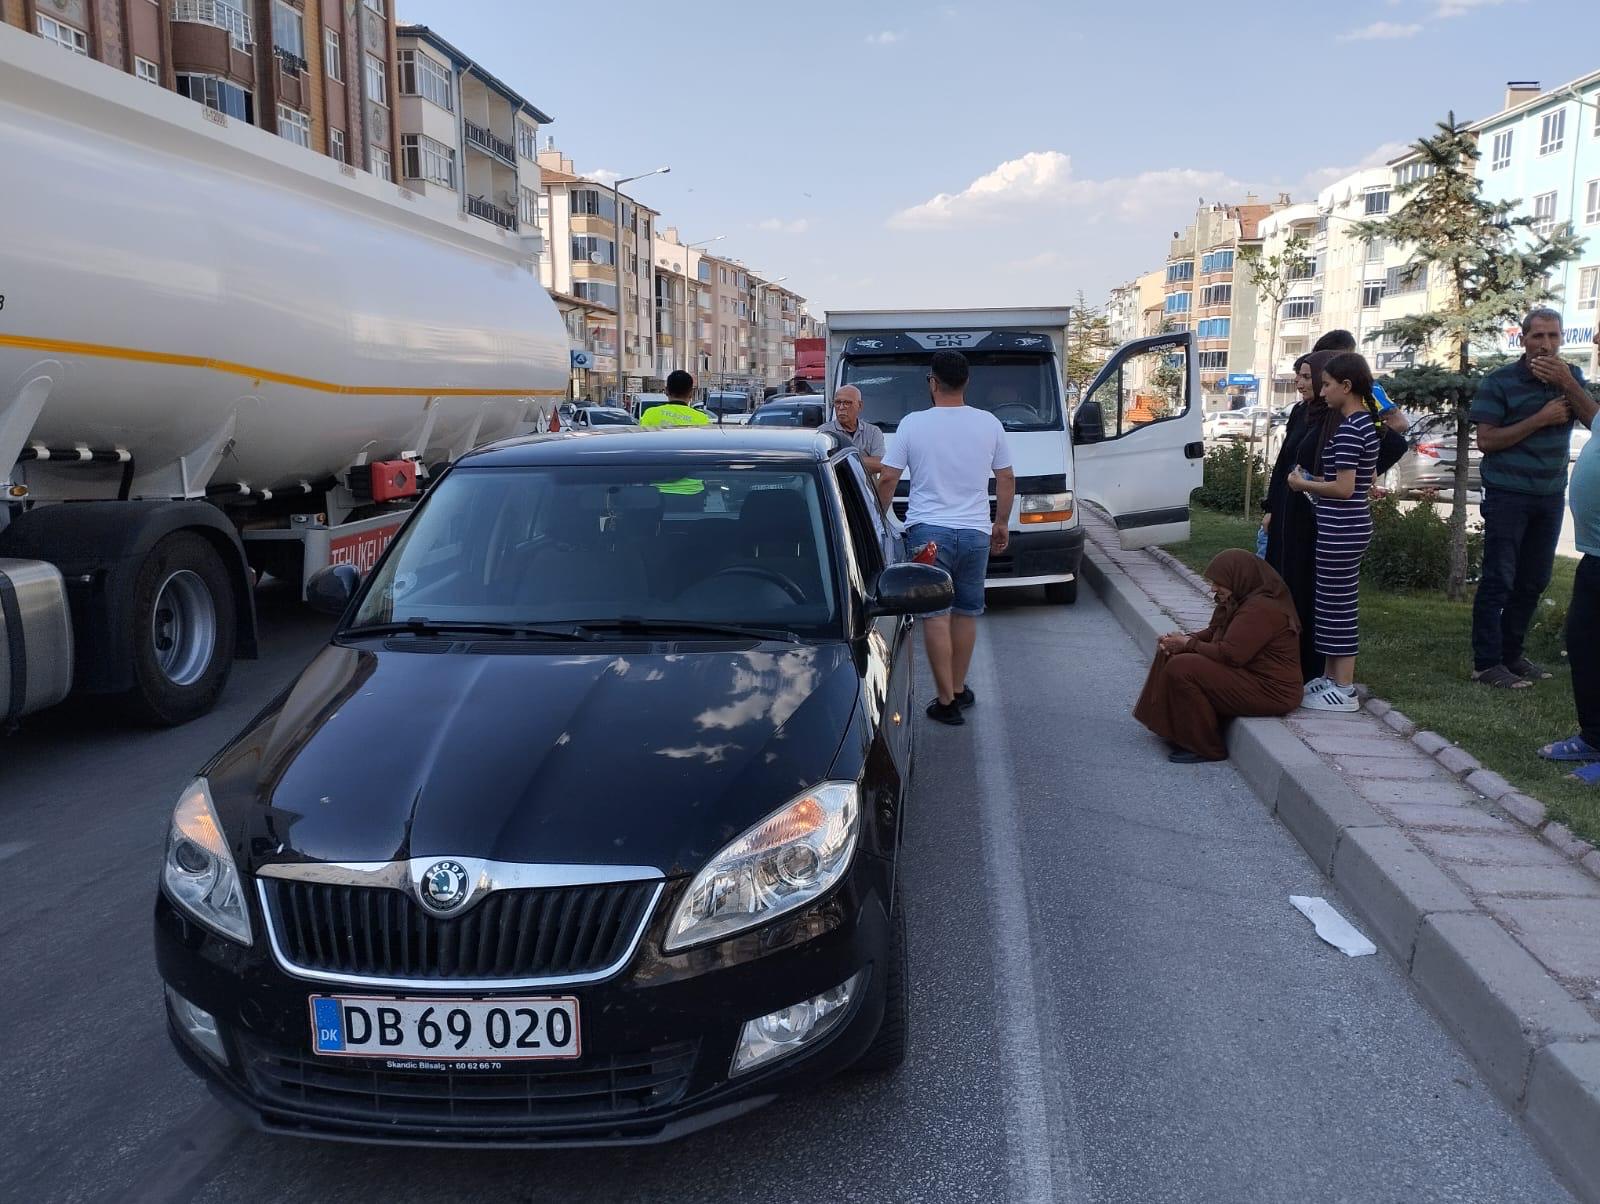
[665,782,859,953]
[1020,491,1074,524]
[162,779,252,946]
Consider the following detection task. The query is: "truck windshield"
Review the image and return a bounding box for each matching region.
[841,353,1062,433]
[704,393,747,416]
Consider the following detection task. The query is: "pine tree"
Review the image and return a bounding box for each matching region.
[1066,291,1118,401]
[1354,113,1584,600]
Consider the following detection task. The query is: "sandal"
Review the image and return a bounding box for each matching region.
[1567,762,1600,785]
[1507,656,1553,681]
[1539,734,1600,762]
[1472,665,1531,690]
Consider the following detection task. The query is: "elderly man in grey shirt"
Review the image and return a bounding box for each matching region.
[820,385,886,476]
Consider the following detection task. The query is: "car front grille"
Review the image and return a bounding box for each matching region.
[241,1036,697,1131]
[261,878,659,984]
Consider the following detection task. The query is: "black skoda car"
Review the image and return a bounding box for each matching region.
[154,428,951,1146]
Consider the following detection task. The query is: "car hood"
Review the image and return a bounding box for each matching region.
[210,641,859,878]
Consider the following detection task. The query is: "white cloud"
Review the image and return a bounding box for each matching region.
[1295,140,1412,194]
[1434,0,1512,16]
[865,30,902,45]
[1338,20,1422,39]
[1007,251,1064,272]
[888,150,1244,229]
[756,217,812,234]
[587,168,621,186]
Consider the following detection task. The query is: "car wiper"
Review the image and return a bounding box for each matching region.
[569,618,801,643]
[340,619,595,640]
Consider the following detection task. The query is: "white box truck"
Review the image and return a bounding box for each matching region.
[826,308,1204,602]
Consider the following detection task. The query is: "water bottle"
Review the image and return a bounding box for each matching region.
[1255,524,1268,559]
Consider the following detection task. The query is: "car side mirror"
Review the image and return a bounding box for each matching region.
[306,563,362,616]
[1072,399,1105,444]
[869,562,953,617]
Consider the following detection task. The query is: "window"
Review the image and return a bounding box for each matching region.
[276,104,310,148]
[573,282,618,308]
[1384,263,1428,294]
[1578,267,1599,312]
[518,186,538,226]
[1165,261,1194,283]
[1491,129,1513,170]
[697,261,712,283]
[1197,351,1229,370]
[135,57,160,84]
[1362,282,1386,309]
[1282,298,1316,321]
[1199,249,1235,274]
[37,15,89,54]
[272,2,304,59]
[176,73,254,123]
[1199,284,1232,308]
[1586,180,1600,226]
[400,133,455,187]
[1533,191,1558,236]
[1196,318,1230,339]
[397,49,452,110]
[1359,188,1390,216]
[1394,161,1436,187]
[570,235,615,265]
[365,54,387,107]
[1287,256,1315,281]
[369,146,392,181]
[1540,108,1566,156]
[1365,237,1386,263]
[1164,292,1191,314]
[324,29,341,81]
[517,122,537,159]
[569,189,617,222]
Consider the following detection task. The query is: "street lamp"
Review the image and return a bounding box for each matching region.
[681,234,724,376]
[609,166,670,407]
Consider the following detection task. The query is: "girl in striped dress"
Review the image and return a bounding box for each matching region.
[1286,352,1380,712]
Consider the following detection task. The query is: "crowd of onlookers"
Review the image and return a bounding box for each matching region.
[1137,313,1600,776]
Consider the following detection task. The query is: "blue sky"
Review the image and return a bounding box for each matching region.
[398,0,1595,315]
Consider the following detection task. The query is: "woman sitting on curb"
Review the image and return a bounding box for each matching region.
[1134,550,1304,763]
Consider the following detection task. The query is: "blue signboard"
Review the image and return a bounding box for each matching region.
[570,349,594,370]
[1226,373,1258,387]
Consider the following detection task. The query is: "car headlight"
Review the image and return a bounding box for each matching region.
[162,778,252,946]
[665,782,859,953]
[1020,491,1074,523]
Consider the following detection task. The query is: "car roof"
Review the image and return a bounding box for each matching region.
[461,427,842,467]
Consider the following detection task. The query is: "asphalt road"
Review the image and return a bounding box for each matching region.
[0,584,1576,1203]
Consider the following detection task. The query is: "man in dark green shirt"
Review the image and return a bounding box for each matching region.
[1467,308,1596,687]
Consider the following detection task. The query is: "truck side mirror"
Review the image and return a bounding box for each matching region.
[1072,399,1105,444]
[306,564,362,616]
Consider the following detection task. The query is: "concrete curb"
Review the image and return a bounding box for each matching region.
[1085,541,1600,1203]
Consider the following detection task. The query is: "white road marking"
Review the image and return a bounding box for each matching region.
[968,638,1088,1204]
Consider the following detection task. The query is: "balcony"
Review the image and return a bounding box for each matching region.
[464,119,515,166]
[172,0,253,50]
[274,46,307,76]
[466,195,517,231]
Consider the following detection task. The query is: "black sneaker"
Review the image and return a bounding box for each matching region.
[925,699,965,725]
[954,686,975,709]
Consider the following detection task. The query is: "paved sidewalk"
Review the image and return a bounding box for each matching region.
[1079,505,1600,1203]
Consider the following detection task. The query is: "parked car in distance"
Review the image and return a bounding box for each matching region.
[566,405,639,430]
[704,391,753,425]
[1205,407,1277,440]
[1384,412,1483,493]
[750,399,827,428]
[154,428,952,1147]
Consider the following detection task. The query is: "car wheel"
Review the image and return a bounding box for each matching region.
[855,887,907,1073]
[1044,579,1077,605]
[120,532,237,726]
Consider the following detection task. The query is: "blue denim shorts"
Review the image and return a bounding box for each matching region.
[906,523,990,617]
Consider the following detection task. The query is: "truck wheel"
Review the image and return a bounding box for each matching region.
[1044,579,1078,605]
[855,889,908,1073]
[122,532,237,725]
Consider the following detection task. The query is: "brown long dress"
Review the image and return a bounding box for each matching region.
[1133,550,1304,761]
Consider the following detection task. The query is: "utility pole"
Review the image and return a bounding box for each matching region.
[608,166,669,408]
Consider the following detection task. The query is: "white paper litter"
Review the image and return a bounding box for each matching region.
[1290,895,1377,957]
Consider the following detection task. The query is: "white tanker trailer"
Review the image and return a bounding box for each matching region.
[0,27,570,725]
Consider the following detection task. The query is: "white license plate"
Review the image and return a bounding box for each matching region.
[308,995,581,1061]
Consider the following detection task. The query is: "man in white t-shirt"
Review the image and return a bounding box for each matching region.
[876,350,1015,726]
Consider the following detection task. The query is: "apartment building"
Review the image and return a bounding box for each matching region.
[9,0,402,175]
[1250,203,1319,404]
[651,227,711,379]
[534,143,659,393]
[753,278,803,390]
[1471,74,1600,367]
[702,253,758,392]
[1164,196,1285,410]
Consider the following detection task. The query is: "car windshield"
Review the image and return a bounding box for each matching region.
[841,352,1062,433]
[751,405,822,428]
[348,465,839,636]
[704,393,747,416]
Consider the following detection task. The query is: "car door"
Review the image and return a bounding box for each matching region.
[1072,331,1204,548]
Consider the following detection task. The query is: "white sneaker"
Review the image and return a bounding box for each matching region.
[1301,683,1359,712]
[1303,676,1331,695]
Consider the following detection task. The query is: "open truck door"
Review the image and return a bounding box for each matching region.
[1072,331,1203,549]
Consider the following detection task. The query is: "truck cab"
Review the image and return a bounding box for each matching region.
[827,309,1202,603]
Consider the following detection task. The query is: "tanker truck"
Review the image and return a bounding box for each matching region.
[0,27,570,726]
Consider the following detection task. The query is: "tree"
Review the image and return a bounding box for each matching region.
[1354,113,1585,600]
[1066,291,1118,400]
[1236,233,1313,521]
